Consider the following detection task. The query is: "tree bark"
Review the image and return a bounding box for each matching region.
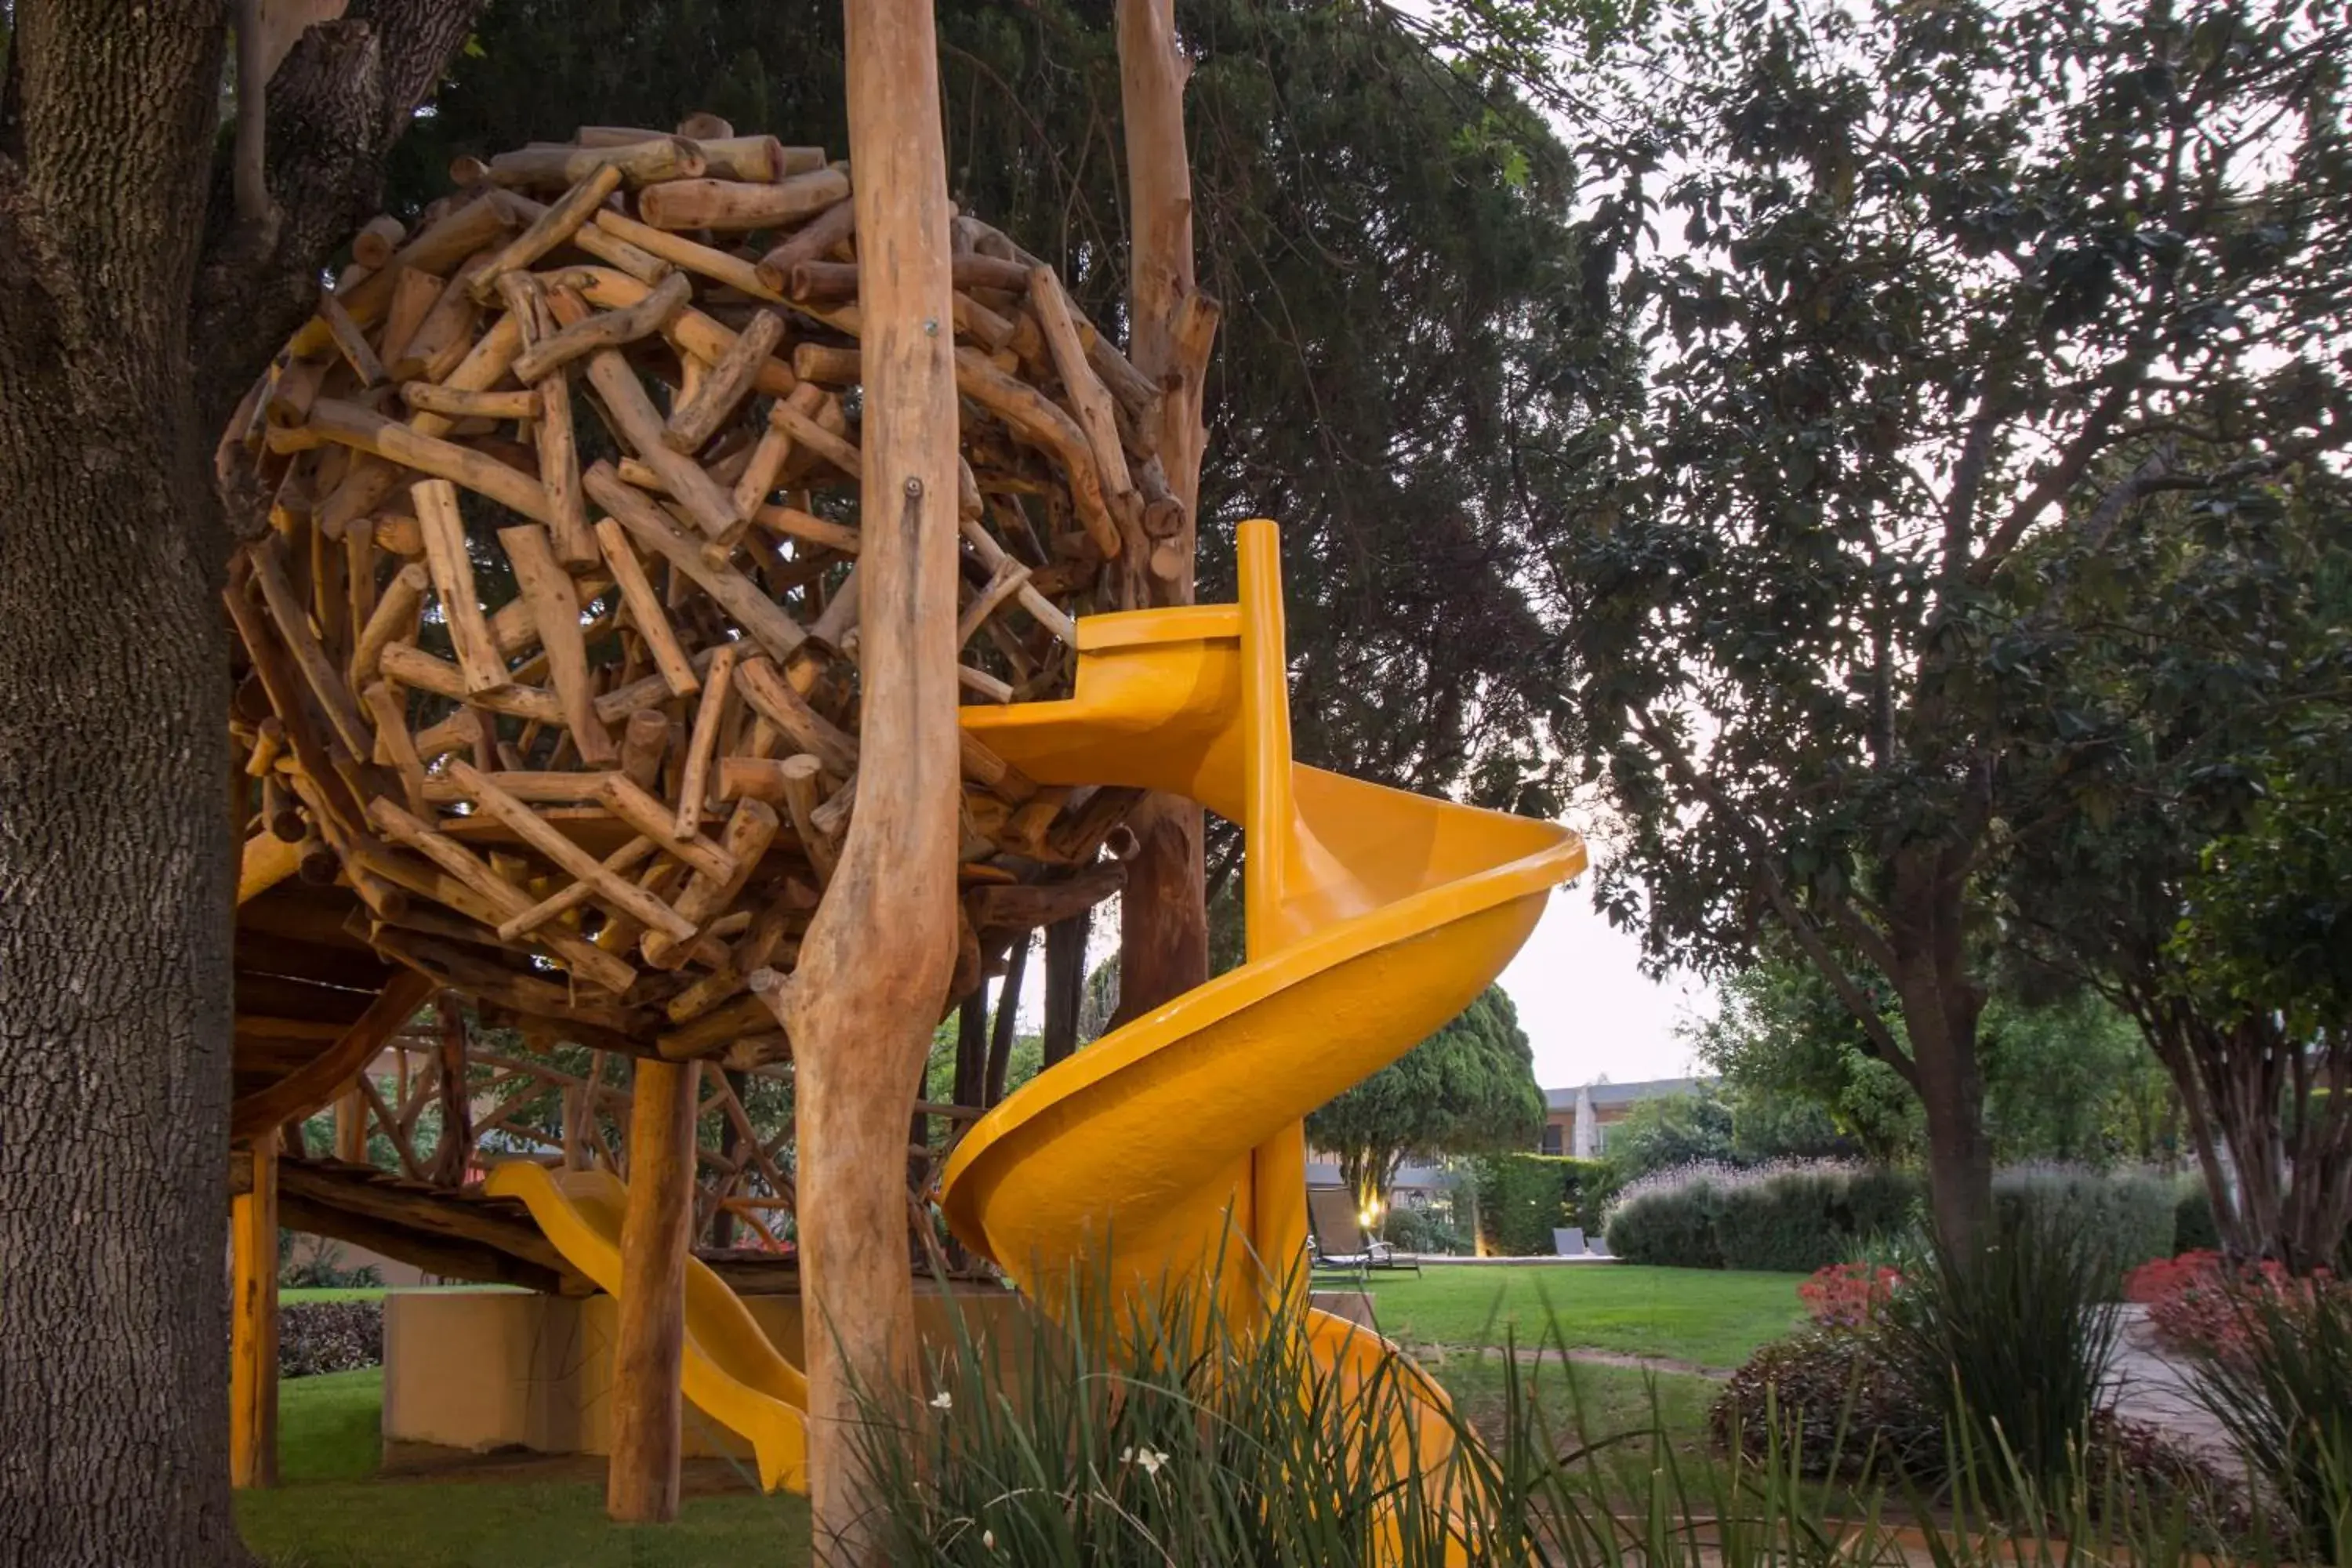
[760,0,964,1555]
[1041,911,1089,1067]
[0,4,475,1557]
[1111,0,1214,1032]
[0,6,242,1559]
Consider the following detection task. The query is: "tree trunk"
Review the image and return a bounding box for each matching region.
[608,1060,698,1523]
[985,931,1030,1106]
[0,12,242,1559]
[763,0,964,1555]
[1041,910,1088,1067]
[1890,957,1992,1250]
[1112,0,1214,1033]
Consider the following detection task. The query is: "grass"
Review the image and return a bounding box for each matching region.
[238,1368,811,1566]
[1359,1262,1805,1368]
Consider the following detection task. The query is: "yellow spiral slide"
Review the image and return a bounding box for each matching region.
[491,518,1585,1501]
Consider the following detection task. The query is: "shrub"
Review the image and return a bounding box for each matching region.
[2174,1178,2221,1255]
[1603,1160,1924,1270]
[1470,1154,1612,1255]
[1992,1164,2175,1288]
[1875,1201,2123,1504]
[279,1234,383,1291]
[1380,1206,1470,1257]
[1799,1262,1900,1330]
[2187,1271,2352,1561]
[279,1300,383,1378]
[1604,1167,1726,1267]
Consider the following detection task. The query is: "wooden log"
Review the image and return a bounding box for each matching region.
[587,463,808,659]
[389,254,493,383]
[952,348,1120,557]
[564,267,798,401]
[495,836,659,942]
[641,800,778,970]
[768,397,861,481]
[512,272,691,384]
[608,1056,699,1523]
[687,134,791,183]
[411,478,511,695]
[783,260,858,303]
[776,755,838,887]
[574,346,742,541]
[318,290,388,388]
[248,539,374,762]
[361,681,430,814]
[351,214,408,270]
[753,199,857,292]
[638,169,850,232]
[592,517,700,698]
[662,309,786,454]
[470,164,626,303]
[597,775,735,883]
[621,710,672,793]
[790,343,861,387]
[450,760,699,942]
[959,517,1075,643]
[1029,265,1138,507]
[729,390,807,517]
[500,523,616,764]
[229,1134,279,1489]
[308,399,557,527]
[732,656,856,775]
[399,382,537,421]
[361,800,641,996]
[674,644,739,837]
[489,137,706,191]
[379,643,561,724]
[535,373,597,566]
[283,193,513,361]
[590,210,780,304]
[753,503,861,556]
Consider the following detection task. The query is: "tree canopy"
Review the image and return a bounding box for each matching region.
[1306,985,1545,1207]
[1552,0,2352,1245]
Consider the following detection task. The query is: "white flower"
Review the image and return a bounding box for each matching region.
[930,1390,953,1410]
[1120,1445,1169,1477]
[982,1530,996,1551]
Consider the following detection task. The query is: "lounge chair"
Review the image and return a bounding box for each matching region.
[1307,1186,1421,1276]
[1553,1225,1587,1257]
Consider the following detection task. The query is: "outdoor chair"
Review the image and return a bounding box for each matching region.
[1553,1226,1588,1257]
[1306,1186,1421,1276]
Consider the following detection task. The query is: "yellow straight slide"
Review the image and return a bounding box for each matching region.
[481,1163,810,1492]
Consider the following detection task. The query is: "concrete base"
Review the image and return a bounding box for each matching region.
[383,1283,1033,1465]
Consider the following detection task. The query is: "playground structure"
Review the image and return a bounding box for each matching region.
[218,23,1583,1548]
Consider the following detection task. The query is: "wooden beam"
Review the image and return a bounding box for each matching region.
[277,1189,578,1295]
[230,1136,279,1489]
[231,971,436,1141]
[608,1060,699,1524]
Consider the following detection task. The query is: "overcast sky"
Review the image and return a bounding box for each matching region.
[1495,855,1711,1092]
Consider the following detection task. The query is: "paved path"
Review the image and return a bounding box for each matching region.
[2106,1303,2232,1458]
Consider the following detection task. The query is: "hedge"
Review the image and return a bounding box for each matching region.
[280,1300,383,1377]
[2172,1177,2221,1255]
[1472,1154,1617,1255]
[1602,1162,2177,1280]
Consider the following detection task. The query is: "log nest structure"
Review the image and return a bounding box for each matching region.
[223,123,1167,1068]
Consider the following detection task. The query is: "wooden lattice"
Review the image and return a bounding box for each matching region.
[225,122,1168,1067]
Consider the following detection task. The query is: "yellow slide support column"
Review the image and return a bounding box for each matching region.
[230,1132,279,1489]
[1239,520,1310,1309]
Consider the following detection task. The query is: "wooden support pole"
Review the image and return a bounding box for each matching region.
[333,1087,368,1163]
[754,2,965,1557]
[1042,909,1088,1068]
[230,1134,280,1489]
[608,1058,699,1524]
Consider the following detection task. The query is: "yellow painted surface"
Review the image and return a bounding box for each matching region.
[488,521,1584,1512]
[481,1164,811,1491]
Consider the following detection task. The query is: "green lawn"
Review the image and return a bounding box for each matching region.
[1360,1263,1805,1370]
[238,1370,811,1566]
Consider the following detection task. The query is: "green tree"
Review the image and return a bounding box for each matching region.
[1556,0,2352,1247]
[1604,1086,1736,1179]
[2005,481,2352,1268]
[1691,957,1921,1164]
[392,0,1631,817]
[1306,985,1544,1210]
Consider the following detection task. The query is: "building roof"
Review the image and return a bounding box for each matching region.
[1304,1160,1457,1192]
[1542,1076,1709,1113]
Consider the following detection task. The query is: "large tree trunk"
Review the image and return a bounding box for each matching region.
[1884,847,1992,1251]
[0,4,477,1555]
[0,5,244,1559]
